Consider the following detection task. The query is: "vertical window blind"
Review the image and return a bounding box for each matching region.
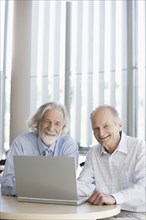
[0,0,145,158]
[0,0,13,157]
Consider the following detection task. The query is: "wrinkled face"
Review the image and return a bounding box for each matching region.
[91,109,122,153]
[39,109,65,146]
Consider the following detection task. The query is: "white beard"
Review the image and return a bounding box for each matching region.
[40,133,58,146]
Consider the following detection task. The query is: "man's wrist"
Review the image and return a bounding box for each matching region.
[111,195,116,204]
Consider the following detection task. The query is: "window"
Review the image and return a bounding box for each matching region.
[0,0,145,158]
[0,0,13,158]
[137,0,146,139]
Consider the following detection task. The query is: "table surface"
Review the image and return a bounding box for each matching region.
[0,194,120,220]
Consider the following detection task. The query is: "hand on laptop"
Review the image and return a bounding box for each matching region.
[87,191,116,205]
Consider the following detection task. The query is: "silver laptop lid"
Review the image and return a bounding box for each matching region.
[13,156,78,201]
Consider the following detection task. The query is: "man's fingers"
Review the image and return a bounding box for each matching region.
[88,192,104,205]
[87,192,116,205]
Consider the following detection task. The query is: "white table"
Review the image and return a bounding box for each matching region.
[0,194,120,220]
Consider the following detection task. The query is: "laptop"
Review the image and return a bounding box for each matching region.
[13,155,88,205]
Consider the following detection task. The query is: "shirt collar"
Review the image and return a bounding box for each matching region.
[100,146,107,155]
[116,131,128,154]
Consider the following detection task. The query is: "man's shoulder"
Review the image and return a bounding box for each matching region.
[58,134,75,142]
[13,132,38,143]
[123,133,145,154]
[126,134,145,147]
[87,143,101,154]
[56,134,77,149]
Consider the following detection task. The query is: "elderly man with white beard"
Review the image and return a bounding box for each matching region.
[1,102,79,196]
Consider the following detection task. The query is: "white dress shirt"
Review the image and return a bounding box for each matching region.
[77,132,146,212]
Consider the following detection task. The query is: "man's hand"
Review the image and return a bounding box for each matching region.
[87,191,116,205]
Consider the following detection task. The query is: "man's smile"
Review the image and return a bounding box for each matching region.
[99,135,110,140]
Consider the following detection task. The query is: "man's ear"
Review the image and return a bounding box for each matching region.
[119,122,122,131]
[62,124,66,132]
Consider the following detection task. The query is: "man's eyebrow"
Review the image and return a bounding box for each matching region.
[94,122,110,126]
[93,123,110,128]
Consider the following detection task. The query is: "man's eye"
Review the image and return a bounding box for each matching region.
[55,122,61,126]
[104,125,109,128]
[44,119,50,123]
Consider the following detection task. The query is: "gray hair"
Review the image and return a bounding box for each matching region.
[27,102,70,134]
[90,105,121,124]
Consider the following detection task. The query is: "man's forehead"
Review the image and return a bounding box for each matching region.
[43,109,64,119]
[44,109,62,115]
[93,109,114,120]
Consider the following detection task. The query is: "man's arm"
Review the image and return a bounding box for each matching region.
[1,140,23,196]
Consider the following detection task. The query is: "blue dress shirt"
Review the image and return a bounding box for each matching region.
[1,132,79,196]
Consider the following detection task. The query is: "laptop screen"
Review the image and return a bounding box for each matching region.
[13,156,87,205]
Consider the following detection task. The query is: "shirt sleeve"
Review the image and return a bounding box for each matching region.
[77,150,96,197]
[1,139,24,195]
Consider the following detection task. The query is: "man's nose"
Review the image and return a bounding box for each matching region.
[48,123,55,131]
[99,128,104,136]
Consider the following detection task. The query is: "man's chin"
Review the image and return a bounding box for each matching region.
[99,139,109,146]
[41,136,58,146]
